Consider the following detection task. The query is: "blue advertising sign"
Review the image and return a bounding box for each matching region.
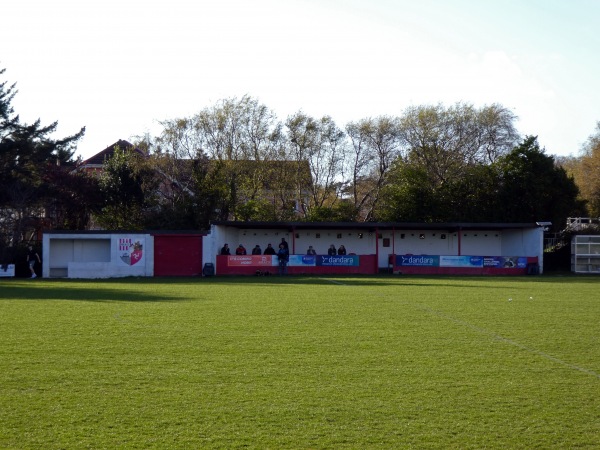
[483,256,527,268]
[288,255,317,267]
[397,255,439,267]
[440,255,484,268]
[396,254,528,269]
[317,255,360,266]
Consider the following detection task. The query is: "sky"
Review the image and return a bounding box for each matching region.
[3,0,600,160]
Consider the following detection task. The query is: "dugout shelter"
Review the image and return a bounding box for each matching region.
[204,221,545,276]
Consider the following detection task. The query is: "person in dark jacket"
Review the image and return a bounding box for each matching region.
[220,244,231,255]
[328,244,337,255]
[280,238,289,251]
[27,245,41,278]
[252,245,262,255]
[277,243,289,275]
[337,245,347,255]
[263,243,276,255]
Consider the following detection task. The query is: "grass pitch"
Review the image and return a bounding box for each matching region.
[1,275,599,449]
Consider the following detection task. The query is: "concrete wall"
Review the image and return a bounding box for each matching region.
[203,224,544,275]
[391,230,459,255]
[203,226,381,271]
[0,264,15,277]
[502,228,544,272]
[460,231,503,256]
[43,233,154,278]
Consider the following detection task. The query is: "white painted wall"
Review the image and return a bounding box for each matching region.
[202,224,545,273]
[502,228,544,272]
[293,228,376,255]
[43,233,154,278]
[461,231,503,256]
[0,264,15,277]
[391,230,459,256]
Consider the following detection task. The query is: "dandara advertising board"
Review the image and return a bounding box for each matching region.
[397,255,526,269]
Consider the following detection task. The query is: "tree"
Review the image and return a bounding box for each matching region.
[495,136,584,230]
[377,136,581,227]
[398,102,519,188]
[94,147,158,230]
[43,164,103,230]
[285,112,346,219]
[377,162,440,222]
[436,164,503,222]
[560,122,600,216]
[345,116,403,221]
[0,67,85,262]
[153,98,291,222]
[176,96,286,220]
[195,96,284,220]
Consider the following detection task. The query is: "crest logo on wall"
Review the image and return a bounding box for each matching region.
[119,238,144,266]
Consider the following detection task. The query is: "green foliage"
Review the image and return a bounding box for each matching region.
[378,136,583,228]
[306,200,358,222]
[377,163,441,221]
[496,136,584,229]
[1,276,599,448]
[236,198,278,222]
[561,122,600,216]
[43,165,103,230]
[440,164,503,222]
[95,147,158,230]
[0,67,86,257]
[2,64,592,233]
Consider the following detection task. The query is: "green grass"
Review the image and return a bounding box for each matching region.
[1,275,599,449]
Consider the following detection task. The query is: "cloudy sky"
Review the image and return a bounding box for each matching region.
[3,0,599,159]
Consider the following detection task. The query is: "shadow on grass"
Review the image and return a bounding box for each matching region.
[0,282,179,302]
[1,274,595,302]
[193,273,600,288]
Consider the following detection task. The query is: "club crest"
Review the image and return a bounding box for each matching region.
[119,238,144,266]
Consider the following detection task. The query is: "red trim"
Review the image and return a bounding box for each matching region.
[396,267,529,275]
[216,255,378,275]
[390,256,538,276]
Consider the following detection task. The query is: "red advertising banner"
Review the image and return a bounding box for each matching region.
[227,255,274,267]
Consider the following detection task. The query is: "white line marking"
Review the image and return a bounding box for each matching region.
[324,281,599,379]
[415,304,600,380]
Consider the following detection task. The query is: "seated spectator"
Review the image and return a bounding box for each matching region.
[328,244,337,255]
[263,243,276,255]
[337,245,347,255]
[306,245,317,255]
[252,244,262,255]
[220,243,230,255]
[236,244,247,255]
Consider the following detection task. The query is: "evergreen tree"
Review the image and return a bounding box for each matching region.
[0,67,85,262]
[495,136,584,230]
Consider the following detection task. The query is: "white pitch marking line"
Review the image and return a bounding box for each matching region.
[326,281,598,379]
[415,304,600,380]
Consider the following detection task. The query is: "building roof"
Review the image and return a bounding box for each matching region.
[44,229,209,235]
[211,221,545,232]
[80,139,140,167]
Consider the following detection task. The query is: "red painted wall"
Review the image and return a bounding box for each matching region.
[154,235,203,276]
